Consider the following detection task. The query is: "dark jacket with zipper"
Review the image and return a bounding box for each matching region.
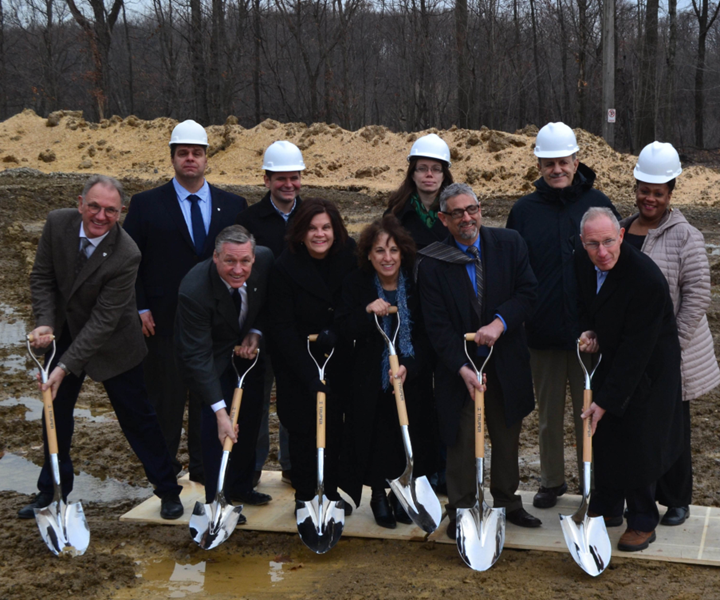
[235,192,302,259]
[385,199,448,250]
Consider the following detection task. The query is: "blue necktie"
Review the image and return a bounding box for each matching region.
[187,194,206,256]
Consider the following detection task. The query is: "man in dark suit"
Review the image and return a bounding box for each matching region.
[175,225,274,507]
[19,175,183,520]
[123,120,248,483]
[235,140,305,486]
[577,207,683,552]
[417,182,539,539]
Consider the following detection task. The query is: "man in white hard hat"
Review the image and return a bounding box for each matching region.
[506,122,619,509]
[235,140,305,487]
[123,119,248,487]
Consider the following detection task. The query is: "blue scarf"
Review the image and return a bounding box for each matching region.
[374,270,415,390]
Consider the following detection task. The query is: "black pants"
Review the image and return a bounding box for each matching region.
[144,333,203,478]
[201,356,265,503]
[590,482,659,532]
[38,332,181,500]
[656,400,692,508]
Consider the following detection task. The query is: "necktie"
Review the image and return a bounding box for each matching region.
[75,238,91,277]
[466,245,484,314]
[232,287,243,318]
[187,194,206,256]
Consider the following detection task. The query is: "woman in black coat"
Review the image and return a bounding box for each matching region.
[268,198,356,511]
[336,215,438,528]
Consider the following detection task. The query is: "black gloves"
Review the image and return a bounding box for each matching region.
[315,329,337,355]
[311,378,330,395]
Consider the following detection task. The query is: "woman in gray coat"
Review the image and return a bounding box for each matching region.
[620,141,720,526]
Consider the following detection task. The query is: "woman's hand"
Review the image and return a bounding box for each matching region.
[366,298,392,316]
[579,331,599,353]
[389,364,408,385]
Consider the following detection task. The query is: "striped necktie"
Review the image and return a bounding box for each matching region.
[466,244,484,314]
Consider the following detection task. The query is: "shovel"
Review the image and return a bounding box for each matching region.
[373,306,441,534]
[558,341,610,577]
[456,336,504,571]
[296,333,344,554]
[189,348,260,550]
[26,334,90,557]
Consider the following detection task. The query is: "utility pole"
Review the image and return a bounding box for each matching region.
[601,0,615,147]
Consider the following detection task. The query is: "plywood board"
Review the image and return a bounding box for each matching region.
[121,472,720,566]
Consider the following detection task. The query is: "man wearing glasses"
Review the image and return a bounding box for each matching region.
[19,175,183,520]
[506,122,618,510]
[417,182,539,538]
[576,206,683,552]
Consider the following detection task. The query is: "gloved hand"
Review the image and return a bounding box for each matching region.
[315,329,337,355]
[311,378,330,395]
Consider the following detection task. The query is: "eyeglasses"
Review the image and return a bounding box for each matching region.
[84,202,120,218]
[441,204,480,220]
[415,165,443,175]
[583,238,618,251]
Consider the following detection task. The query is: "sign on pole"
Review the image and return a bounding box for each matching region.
[607,109,616,124]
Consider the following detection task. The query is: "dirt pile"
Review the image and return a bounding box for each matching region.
[2,110,720,207]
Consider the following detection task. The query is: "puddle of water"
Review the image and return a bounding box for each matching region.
[0,303,27,348]
[124,554,321,598]
[0,452,153,502]
[707,243,720,256]
[0,396,114,422]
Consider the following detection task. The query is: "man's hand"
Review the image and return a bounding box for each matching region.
[140,311,156,337]
[366,298,392,316]
[459,365,487,399]
[389,364,408,385]
[29,326,54,349]
[41,366,66,400]
[235,332,260,359]
[216,408,238,445]
[581,401,606,435]
[475,318,504,347]
[579,330,599,353]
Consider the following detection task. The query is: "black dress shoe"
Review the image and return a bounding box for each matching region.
[661,506,689,526]
[389,491,413,525]
[506,507,542,528]
[160,494,184,520]
[532,482,568,509]
[231,489,272,506]
[447,518,457,540]
[370,490,396,529]
[18,492,54,519]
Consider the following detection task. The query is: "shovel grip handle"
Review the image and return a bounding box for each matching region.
[316,385,326,449]
[387,307,398,314]
[223,387,244,452]
[389,354,409,426]
[27,334,55,343]
[465,333,476,342]
[474,388,485,459]
[583,389,593,462]
[308,334,318,342]
[42,387,59,454]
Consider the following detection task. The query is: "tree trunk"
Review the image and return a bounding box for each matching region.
[209,0,226,123]
[663,0,677,142]
[456,0,469,127]
[0,0,6,119]
[692,0,720,148]
[576,0,588,128]
[190,0,209,123]
[635,0,658,149]
[557,0,570,119]
[513,0,525,129]
[253,0,261,124]
[529,0,543,125]
[121,1,134,115]
[601,0,615,147]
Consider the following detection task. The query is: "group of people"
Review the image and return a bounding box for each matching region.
[20,117,718,555]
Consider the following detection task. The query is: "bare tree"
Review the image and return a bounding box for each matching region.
[691,0,720,148]
[661,0,677,142]
[190,0,209,122]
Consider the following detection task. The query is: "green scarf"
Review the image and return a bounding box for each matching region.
[411,193,438,229]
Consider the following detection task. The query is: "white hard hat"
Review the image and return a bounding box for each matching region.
[634,141,682,184]
[169,119,208,147]
[262,141,306,172]
[534,122,579,158]
[407,134,451,167]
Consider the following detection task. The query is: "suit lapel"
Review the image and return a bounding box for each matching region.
[70,224,119,296]
[162,181,196,252]
[588,245,629,315]
[439,238,480,328]
[206,185,227,254]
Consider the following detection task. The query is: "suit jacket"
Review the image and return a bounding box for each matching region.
[30,209,147,381]
[235,192,302,258]
[174,246,273,407]
[123,180,248,336]
[417,227,537,445]
[576,241,683,488]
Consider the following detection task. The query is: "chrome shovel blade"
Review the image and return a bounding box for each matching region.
[189,499,244,551]
[34,500,90,557]
[559,513,611,577]
[389,475,442,534]
[456,503,506,572]
[296,495,345,554]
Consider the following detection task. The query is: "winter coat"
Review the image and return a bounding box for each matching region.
[384,199,448,250]
[620,209,720,401]
[506,163,619,350]
[235,192,302,259]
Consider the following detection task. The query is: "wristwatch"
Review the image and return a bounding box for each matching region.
[57,362,70,375]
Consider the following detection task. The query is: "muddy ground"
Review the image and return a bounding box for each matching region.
[1,132,720,599]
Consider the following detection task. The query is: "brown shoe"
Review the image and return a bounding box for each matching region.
[617,528,656,552]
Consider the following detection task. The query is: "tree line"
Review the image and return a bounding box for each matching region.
[1,0,719,152]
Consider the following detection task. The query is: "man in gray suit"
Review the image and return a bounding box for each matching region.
[175,225,274,507]
[19,175,183,520]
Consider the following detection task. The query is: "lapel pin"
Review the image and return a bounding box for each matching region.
[217,207,221,211]
[103,252,107,257]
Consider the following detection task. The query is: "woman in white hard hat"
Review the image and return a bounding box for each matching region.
[620,141,720,527]
[385,133,453,249]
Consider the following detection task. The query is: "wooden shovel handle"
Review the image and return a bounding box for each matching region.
[474,388,485,459]
[316,384,326,449]
[387,306,398,314]
[389,354,409,426]
[41,387,59,454]
[583,389,593,462]
[27,334,55,343]
[308,334,318,342]
[464,333,476,342]
[223,387,244,452]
